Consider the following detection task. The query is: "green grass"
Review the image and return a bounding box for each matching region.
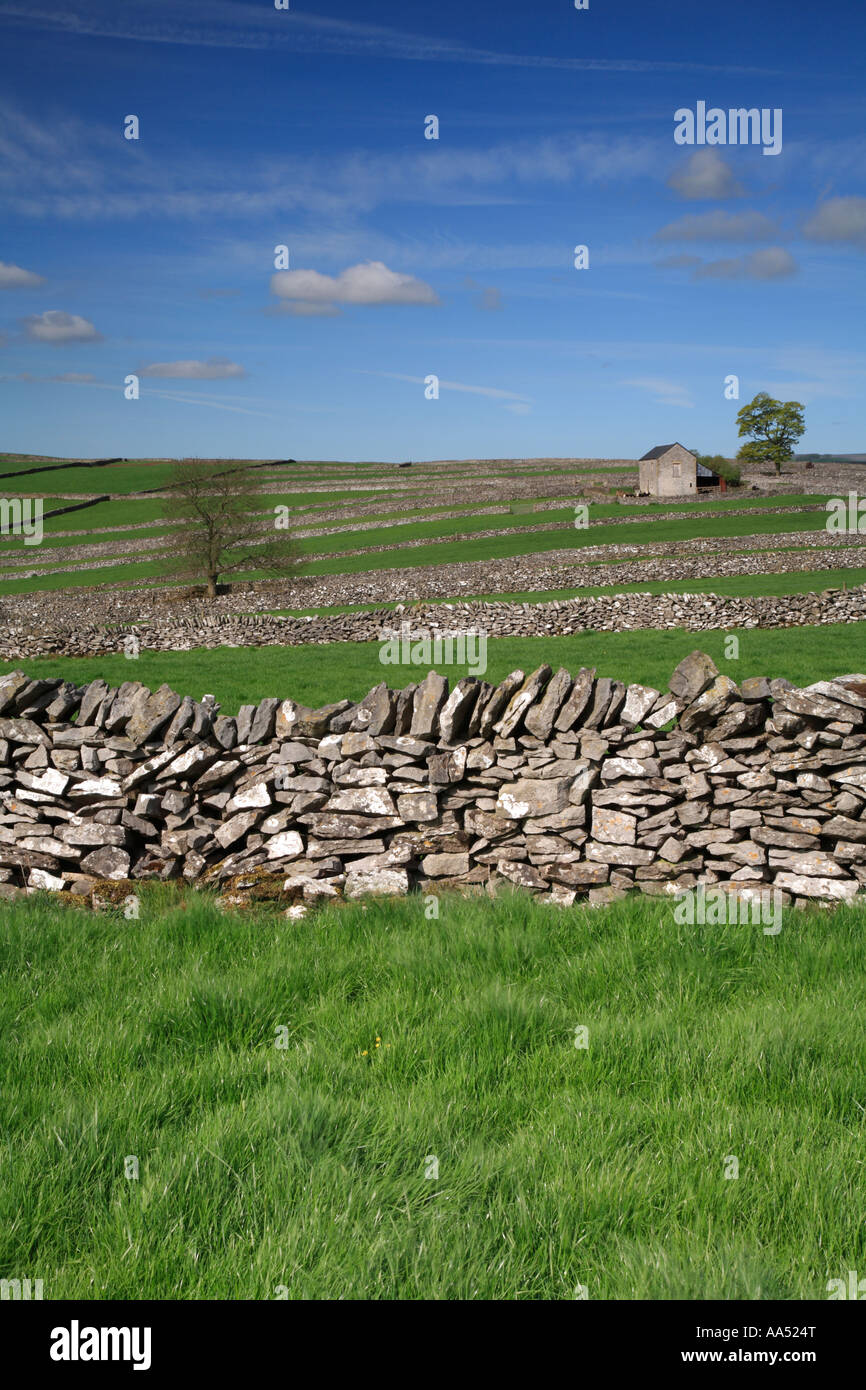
[0,485,846,597]
[41,499,182,531]
[2,621,863,713]
[0,556,172,594]
[299,510,832,576]
[284,498,832,559]
[2,889,865,1299]
[0,455,69,475]
[0,525,177,557]
[0,463,181,494]
[2,460,312,500]
[5,516,819,598]
[0,459,634,498]
[24,489,829,550]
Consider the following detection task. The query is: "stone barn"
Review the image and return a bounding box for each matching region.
[638,443,697,497]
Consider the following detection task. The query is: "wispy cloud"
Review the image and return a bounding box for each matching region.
[138,388,275,419]
[462,277,504,312]
[138,386,333,417]
[138,357,246,379]
[756,378,849,401]
[3,372,329,416]
[0,1,779,73]
[1,372,117,387]
[694,248,798,280]
[654,246,798,279]
[219,230,661,280]
[474,286,504,313]
[654,210,783,243]
[442,340,866,395]
[621,376,694,408]
[0,99,665,222]
[654,253,703,270]
[358,369,532,405]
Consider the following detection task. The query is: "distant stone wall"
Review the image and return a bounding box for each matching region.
[2,584,865,661]
[1,655,865,913]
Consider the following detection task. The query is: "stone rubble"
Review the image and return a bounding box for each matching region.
[1,655,866,915]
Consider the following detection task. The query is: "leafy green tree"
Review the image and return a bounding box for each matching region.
[162,460,297,599]
[735,393,805,474]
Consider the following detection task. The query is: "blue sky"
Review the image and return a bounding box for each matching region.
[0,0,864,461]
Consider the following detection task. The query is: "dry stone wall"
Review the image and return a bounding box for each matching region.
[2,655,866,913]
[2,584,865,662]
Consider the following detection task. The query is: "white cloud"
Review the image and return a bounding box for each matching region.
[271,261,439,308]
[667,150,745,200]
[0,259,45,288]
[22,310,101,343]
[802,196,866,250]
[654,210,782,242]
[51,371,96,382]
[694,248,798,280]
[138,357,246,379]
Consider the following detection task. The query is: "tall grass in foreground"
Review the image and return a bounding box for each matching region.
[2,889,865,1299]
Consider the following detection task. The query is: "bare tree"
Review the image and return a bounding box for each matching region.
[161,460,297,599]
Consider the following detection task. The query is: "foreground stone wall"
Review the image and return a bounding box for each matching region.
[1,655,866,912]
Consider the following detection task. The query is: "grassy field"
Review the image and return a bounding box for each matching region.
[3,502,831,567]
[2,622,863,712]
[2,888,864,1299]
[1,461,185,494]
[1,524,176,552]
[2,446,855,609]
[0,556,173,595]
[297,511,833,577]
[3,452,865,1307]
[0,510,838,595]
[0,458,631,497]
[290,502,830,558]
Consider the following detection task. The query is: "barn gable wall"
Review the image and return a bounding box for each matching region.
[640,445,696,497]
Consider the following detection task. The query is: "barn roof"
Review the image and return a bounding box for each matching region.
[639,442,694,462]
